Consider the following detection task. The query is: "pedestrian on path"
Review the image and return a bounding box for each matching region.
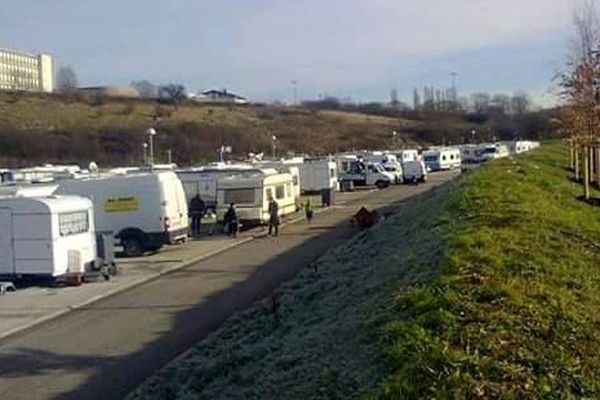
[189,194,206,236]
[224,203,239,237]
[304,199,314,223]
[268,198,280,236]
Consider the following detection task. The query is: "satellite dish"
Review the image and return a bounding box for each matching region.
[88,161,99,174]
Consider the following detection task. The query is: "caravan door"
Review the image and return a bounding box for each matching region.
[0,209,14,274]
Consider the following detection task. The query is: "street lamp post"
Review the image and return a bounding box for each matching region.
[272,135,277,159]
[142,142,148,165]
[471,129,476,143]
[392,130,397,149]
[146,127,157,169]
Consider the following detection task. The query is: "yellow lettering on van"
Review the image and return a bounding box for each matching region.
[103,196,139,212]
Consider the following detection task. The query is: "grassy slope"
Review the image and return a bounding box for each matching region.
[376,143,600,398]
[130,143,600,399]
[129,181,456,399]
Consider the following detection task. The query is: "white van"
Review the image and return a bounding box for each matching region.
[56,172,189,257]
[216,170,297,225]
[402,160,427,183]
[397,149,420,164]
[0,195,97,284]
[363,153,403,184]
[422,148,461,171]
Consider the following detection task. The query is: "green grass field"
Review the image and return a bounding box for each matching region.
[130,142,600,399]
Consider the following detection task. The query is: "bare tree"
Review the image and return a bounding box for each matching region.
[470,92,491,113]
[510,92,531,115]
[56,66,78,93]
[131,80,157,98]
[158,84,187,109]
[491,94,511,114]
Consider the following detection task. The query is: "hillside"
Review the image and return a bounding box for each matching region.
[0,92,417,167]
[129,142,600,399]
[0,91,554,168]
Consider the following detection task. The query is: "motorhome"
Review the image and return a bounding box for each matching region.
[339,160,394,188]
[362,153,403,184]
[215,169,297,225]
[422,148,461,171]
[479,143,510,162]
[55,171,189,257]
[0,195,97,284]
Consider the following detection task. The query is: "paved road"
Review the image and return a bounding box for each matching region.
[0,171,458,400]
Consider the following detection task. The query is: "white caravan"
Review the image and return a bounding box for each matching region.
[422,148,461,171]
[56,172,189,257]
[297,159,338,192]
[479,143,510,162]
[177,164,255,208]
[216,170,297,225]
[509,140,539,154]
[0,195,97,283]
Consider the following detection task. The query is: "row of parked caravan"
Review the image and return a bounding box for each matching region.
[0,158,343,283]
[459,140,540,164]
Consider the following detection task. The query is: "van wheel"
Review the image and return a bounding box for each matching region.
[123,237,144,257]
[375,180,388,189]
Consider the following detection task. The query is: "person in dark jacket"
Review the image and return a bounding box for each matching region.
[224,203,238,237]
[268,198,280,236]
[189,195,206,235]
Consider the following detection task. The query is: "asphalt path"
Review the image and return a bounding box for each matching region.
[0,170,459,400]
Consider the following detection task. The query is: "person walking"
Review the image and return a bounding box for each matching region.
[224,203,239,237]
[189,194,205,236]
[268,198,280,236]
[304,198,314,223]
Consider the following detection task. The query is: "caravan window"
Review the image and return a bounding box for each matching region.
[59,211,89,236]
[442,155,447,161]
[275,185,285,199]
[224,188,255,204]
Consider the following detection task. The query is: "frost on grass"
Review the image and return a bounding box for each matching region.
[129,184,454,400]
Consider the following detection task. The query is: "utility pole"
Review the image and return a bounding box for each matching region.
[291,80,298,106]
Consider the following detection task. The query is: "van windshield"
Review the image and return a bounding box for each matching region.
[423,155,438,162]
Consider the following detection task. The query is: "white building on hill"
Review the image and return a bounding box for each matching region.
[0,46,53,93]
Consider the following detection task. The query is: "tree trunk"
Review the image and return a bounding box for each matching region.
[589,145,595,183]
[575,144,581,181]
[570,141,575,170]
[596,146,600,188]
[584,145,591,200]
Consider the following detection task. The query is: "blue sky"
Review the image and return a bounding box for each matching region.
[0,0,576,106]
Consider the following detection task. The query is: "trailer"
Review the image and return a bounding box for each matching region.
[0,195,97,284]
[422,147,461,171]
[177,165,255,208]
[479,143,510,161]
[215,170,297,225]
[55,171,189,257]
